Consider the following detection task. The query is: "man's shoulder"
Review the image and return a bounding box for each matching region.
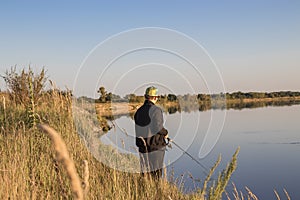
[152,104,161,110]
[136,103,149,112]
[135,101,162,114]
[149,104,162,114]
[134,103,150,116]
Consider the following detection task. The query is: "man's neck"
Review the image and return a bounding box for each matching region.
[145,99,156,105]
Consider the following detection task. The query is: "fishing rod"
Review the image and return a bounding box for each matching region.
[166,138,209,172]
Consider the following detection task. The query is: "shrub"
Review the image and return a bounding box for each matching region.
[2,66,47,106]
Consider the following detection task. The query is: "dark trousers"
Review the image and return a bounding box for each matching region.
[139,150,165,179]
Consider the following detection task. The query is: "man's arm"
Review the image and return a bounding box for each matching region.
[147,106,169,149]
[150,106,168,136]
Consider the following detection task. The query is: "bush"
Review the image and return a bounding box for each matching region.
[2,66,47,106]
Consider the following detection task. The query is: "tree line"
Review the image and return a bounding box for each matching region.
[95,86,300,103]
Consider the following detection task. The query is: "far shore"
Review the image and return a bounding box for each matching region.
[95,96,300,117]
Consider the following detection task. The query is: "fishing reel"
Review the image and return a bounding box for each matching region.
[164,137,172,149]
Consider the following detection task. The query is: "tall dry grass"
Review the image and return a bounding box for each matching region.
[0,88,188,199]
[0,84,239,199]
[0,68,292,199]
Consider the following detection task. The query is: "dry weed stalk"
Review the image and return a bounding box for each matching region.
[200,154,221,198]
[231,182,240,200]
[38,124,83,200]
[274,188,291,200]
[245,187,258,200]
[82,160,89,197]
[283,188,291,200]
[163,164,167,182]
[274,189,280,200]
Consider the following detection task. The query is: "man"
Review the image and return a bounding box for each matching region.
[134,86,169,179]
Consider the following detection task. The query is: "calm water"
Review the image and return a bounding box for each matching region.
[102,104,300,199]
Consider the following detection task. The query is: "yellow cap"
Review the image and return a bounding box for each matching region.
[145,86,158,97]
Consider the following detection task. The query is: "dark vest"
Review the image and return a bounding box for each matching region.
[134,100,168,153]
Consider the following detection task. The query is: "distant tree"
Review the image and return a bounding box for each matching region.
[97,86,107,103]
[159,94,167,104]
[110,93,123,102]
[167,94,177,102]
[124,94,136,102]
[198,93,211,101]
[106,92,112,102]
[124,94,144,103]
[136,95,145,103]
[77,96,94,103]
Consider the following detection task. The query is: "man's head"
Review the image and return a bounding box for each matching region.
[145,86,159,104]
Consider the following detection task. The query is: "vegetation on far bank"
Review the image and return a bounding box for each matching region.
[71,85,300,123]
[93,85,300,103]
[89,85,300,120]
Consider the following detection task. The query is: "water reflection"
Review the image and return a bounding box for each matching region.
[95,99,300,199]
[226,99,300,110]
[97,99,300,134]
[98,98,300,122]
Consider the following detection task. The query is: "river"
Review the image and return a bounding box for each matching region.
[100,103,300,199]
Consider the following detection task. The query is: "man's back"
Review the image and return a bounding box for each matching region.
[134,86,168,178]
[134,100,163,139]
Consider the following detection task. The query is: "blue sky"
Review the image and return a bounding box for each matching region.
[1,1,300,97]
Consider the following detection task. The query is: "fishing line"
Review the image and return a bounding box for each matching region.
[168,139,209,172]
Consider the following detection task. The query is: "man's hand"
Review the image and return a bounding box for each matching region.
[163,135,170,146]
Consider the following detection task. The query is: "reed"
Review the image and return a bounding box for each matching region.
[274,189,291,200]
[283,188,291,200]
[200,155,221,198]
[82,160,89,197]
[208,147,240,200]
[38,124,83,200]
